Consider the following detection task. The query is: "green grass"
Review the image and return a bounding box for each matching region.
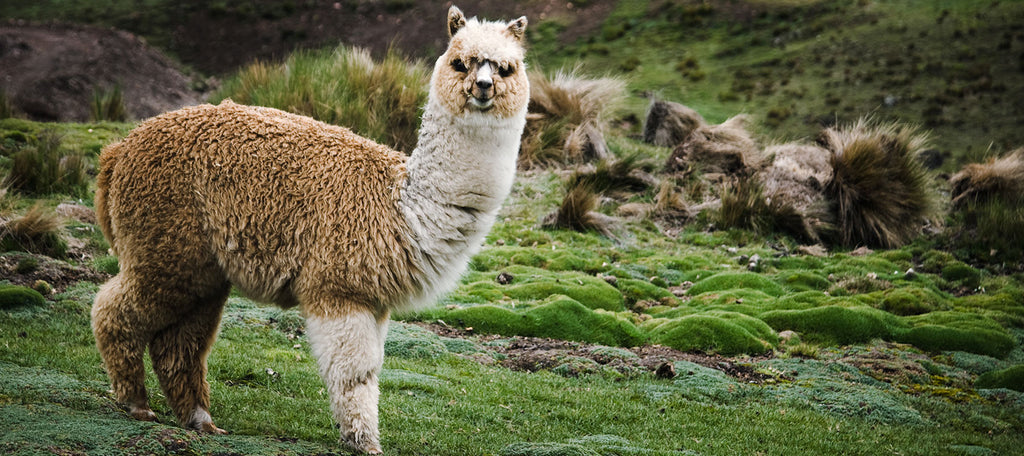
[212,46,428,153]
[2,284,1023,455]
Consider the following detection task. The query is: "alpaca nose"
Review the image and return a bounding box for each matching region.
[476,79,493,90]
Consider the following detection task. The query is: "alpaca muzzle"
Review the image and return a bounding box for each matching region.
[469,61,495,110]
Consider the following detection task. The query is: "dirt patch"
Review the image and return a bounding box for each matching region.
[0,22,205,122]
[0,252,109,294]
[421,322,776,383]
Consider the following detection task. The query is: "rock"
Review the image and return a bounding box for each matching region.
[655,362,677,379]
[496,271,514,285]
[643,99,706,148]
[850,246,874,256]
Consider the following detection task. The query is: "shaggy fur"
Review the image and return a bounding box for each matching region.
[643,99,706,148]
[665,114,761,175]
[91,7,529,454]
[819,118,935,248]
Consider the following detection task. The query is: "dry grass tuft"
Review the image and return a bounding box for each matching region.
[0,204,67,258]
[566,154,656,198]
[947,148,1024,260]
[543,156,650,236]
[716,178,817,242]
[643,99,706,148]
[520,69,626,168]
[950,148,1024,208]
[820,118,936,248]
[3,130,90,197]
[541,181,617,237]
[665,115,762,176]
[90,84,128,122]
[216,46,428,153]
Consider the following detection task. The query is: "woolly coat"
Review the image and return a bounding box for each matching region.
[97,101,422,316]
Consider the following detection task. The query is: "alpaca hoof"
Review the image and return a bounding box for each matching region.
[198,421,229,435]
[188,408,229,434]
[342,438,382,455]
[129,406,158,422]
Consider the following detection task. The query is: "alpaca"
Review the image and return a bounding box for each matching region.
[90,7,529,454]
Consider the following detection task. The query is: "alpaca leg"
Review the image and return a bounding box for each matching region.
[92,275,163,421]
[149,289,229,434]
[306,307,390,455]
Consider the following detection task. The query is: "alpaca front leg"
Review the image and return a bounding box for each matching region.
[306,308,389,454]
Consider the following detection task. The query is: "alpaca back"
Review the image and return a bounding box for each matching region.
[99,100,420,309]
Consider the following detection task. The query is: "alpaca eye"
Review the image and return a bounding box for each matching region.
[451,59,468,73]
[498,65,514,77]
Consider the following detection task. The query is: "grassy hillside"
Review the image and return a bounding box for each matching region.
[2,0,1024,455]
[526,0,1024,167]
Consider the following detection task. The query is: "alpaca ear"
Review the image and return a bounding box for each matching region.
[448,6,466,38]
[506,16,528,42]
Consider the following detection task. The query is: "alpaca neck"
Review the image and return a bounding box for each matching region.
[398,97,525,304]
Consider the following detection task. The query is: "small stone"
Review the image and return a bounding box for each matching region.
[496,271,514,285]
[850,246,874,256]
[32,280,53,296]
[904,268,917,279]
[601,274,618,286]
[655,362,677,379]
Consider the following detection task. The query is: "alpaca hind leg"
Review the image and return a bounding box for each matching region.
[92,275,166,421]
[149,288,229,434]
[306,306,389,454]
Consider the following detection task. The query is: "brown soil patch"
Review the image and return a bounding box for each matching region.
[0,252,109,294]
[0,22,205,122]
[421,322,775,383]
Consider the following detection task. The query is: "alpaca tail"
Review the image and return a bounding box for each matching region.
[95,142,122,256]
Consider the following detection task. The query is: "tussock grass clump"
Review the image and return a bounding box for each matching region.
[642,99,706,148]
[215,46,429,152]
[543,156,654,236]
[950,148,1024,208]
[819,119,937,248]
[520,69,626,168]
[948,148,1024,260]
[0,204,68,258]
[716,178,817,241]
[541,182,616,237]
[90,84,127,122]
[3,131,89,198]
[665,115,762,175]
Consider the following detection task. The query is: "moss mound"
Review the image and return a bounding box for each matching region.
[975,365,1024,392]
[616,278,674,305]
[777,271,831,292]
[879,287,948,316]
[644,311,777,355]
[760,305,901,345]
[461,266,624,311]
[896,312,1014,358]
[0,285,47,309]
[435,296,645,347]
[384,323,449,359]
[688,272,787,297]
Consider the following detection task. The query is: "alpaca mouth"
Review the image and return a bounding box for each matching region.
[469,96,494,110]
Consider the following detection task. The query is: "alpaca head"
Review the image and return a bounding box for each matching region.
[430,6,529,118]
